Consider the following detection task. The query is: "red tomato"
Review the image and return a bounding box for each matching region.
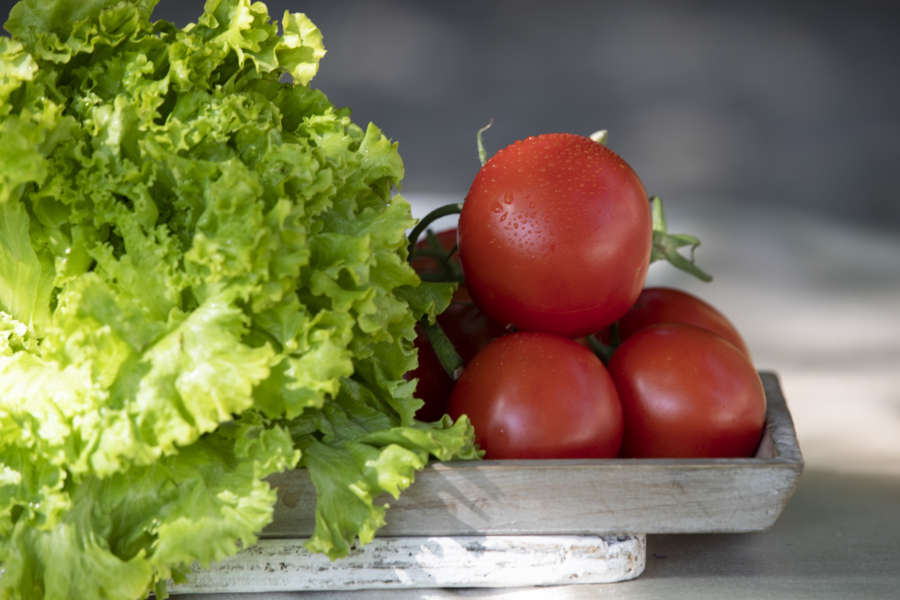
[607,323,766,458]
[614,287,750,356]
[449,332,623,459]
[406,327,454,422]
[406,301,507,421]
[458,133,652,337]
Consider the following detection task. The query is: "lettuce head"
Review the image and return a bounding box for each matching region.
[0,1,477,597]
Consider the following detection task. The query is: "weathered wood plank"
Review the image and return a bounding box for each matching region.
[265,372,802,537]
[172,534,645,593]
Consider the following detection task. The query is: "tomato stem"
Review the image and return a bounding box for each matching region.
[586,333,616,365]
[476,119,494,166]
[417,270,464,283]
[420,318,464,380]
[590,129,609,145]
[608,322,622,345]
[413,230,464,281]
[649,196,713,282]
[407,203,463,258]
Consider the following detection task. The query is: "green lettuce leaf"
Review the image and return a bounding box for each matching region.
[0,0,473,597]
[296,379,480,559]
[0,419,299,599]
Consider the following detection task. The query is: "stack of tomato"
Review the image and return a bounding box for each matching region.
[407,133,766,460]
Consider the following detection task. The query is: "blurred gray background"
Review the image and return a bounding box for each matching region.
[5,0,897,227]
[3,0,899,471]
[149,1,900,231]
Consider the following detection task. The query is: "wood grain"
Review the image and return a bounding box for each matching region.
[264,371,803,537]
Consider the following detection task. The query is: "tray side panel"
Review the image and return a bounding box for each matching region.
[266,461,799,537]
[265,371,802,537]
[759,371,804,464]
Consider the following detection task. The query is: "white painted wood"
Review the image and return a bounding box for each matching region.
[265,372,803,538]
[171,534,645,594]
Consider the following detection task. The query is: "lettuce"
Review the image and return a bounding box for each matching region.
[0,1,477,597]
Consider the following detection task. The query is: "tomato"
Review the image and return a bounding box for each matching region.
[406,301,507,421]
[607,323,766,458]
[458,133,652,337]
[614,287,750,356]
[449,332,623,459]
[407,327,455,422]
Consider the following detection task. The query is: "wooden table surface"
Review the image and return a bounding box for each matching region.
[173,197,900,599]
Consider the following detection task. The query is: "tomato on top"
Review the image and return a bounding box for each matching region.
[458,133,651,338]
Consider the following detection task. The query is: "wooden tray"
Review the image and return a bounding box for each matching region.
[173,371,802,593]
[265,371,803,537]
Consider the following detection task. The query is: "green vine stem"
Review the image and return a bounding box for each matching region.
[406,202,463,257]
[476,119,494,166]
[590,129,609,144]
[649,195,713,282]
[420,317,464,379]
[586,333,616,365]
[415,230,463,282]
[407,203,468,379]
